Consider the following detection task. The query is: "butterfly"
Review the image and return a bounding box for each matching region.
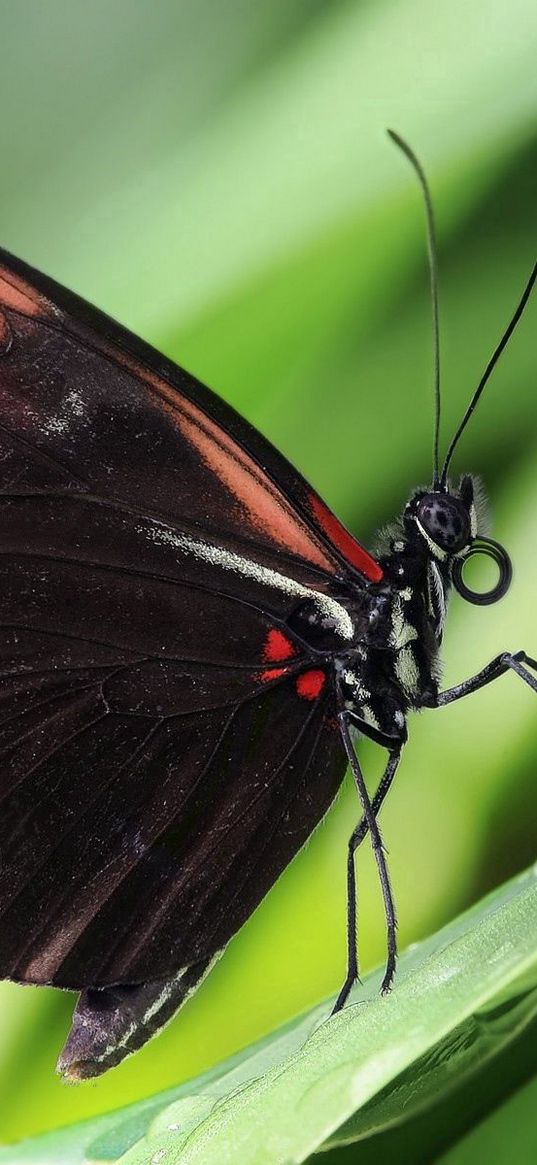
[0,133,534,1079]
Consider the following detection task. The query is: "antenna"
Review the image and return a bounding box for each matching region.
[388,130,441,486]
[440,261,537,486]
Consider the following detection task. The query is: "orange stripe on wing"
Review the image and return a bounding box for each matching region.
[165,405,339,572]
[0,269,55,319]
[106,344,342,574]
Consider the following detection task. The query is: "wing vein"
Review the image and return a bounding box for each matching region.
[97,688,329,977]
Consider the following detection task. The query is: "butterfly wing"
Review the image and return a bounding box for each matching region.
[0,249,371,989]
[0,248,382,584]
[0,667,344,989]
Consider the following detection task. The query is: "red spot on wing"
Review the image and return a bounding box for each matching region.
[263,629,296,662]
[308,494,383,582]
[260,666,290,683]
[296,669,326,701]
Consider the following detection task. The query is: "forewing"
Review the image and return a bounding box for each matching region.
[0,248,382,583]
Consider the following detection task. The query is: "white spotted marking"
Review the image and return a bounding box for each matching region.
[41,388,88,438]
[66,387,87,418]
[361,704,379,729]
[43,414,69,436]
[342,668,370,702]
[395,644,420,696]
[389,596,417,650]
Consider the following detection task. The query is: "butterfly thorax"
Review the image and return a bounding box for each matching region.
[333,495,467,738]
[335,563,444,742]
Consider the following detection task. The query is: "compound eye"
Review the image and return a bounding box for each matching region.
[416,494,471,553]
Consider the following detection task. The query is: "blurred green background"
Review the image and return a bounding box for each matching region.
[0,0,536,1148]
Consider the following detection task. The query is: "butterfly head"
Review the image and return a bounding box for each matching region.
[404,475,512,606]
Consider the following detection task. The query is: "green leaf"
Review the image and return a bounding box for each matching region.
[3,865,536,1164]
[322,965,537,1150]
[116,865,537,1163]
[319,996,537,1163]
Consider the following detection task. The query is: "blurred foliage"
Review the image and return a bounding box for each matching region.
[437,1073,537,1165]
[0,0,536,1154]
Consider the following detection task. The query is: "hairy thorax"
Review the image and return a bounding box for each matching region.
[336,556,444,740]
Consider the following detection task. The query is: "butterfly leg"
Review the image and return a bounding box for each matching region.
[436,650,537,706]
[333,711,401,1016]
[57,957,215,1080]
[332,744,401,1014]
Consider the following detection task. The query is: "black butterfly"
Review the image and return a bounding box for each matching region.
[0,135,534,1079]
